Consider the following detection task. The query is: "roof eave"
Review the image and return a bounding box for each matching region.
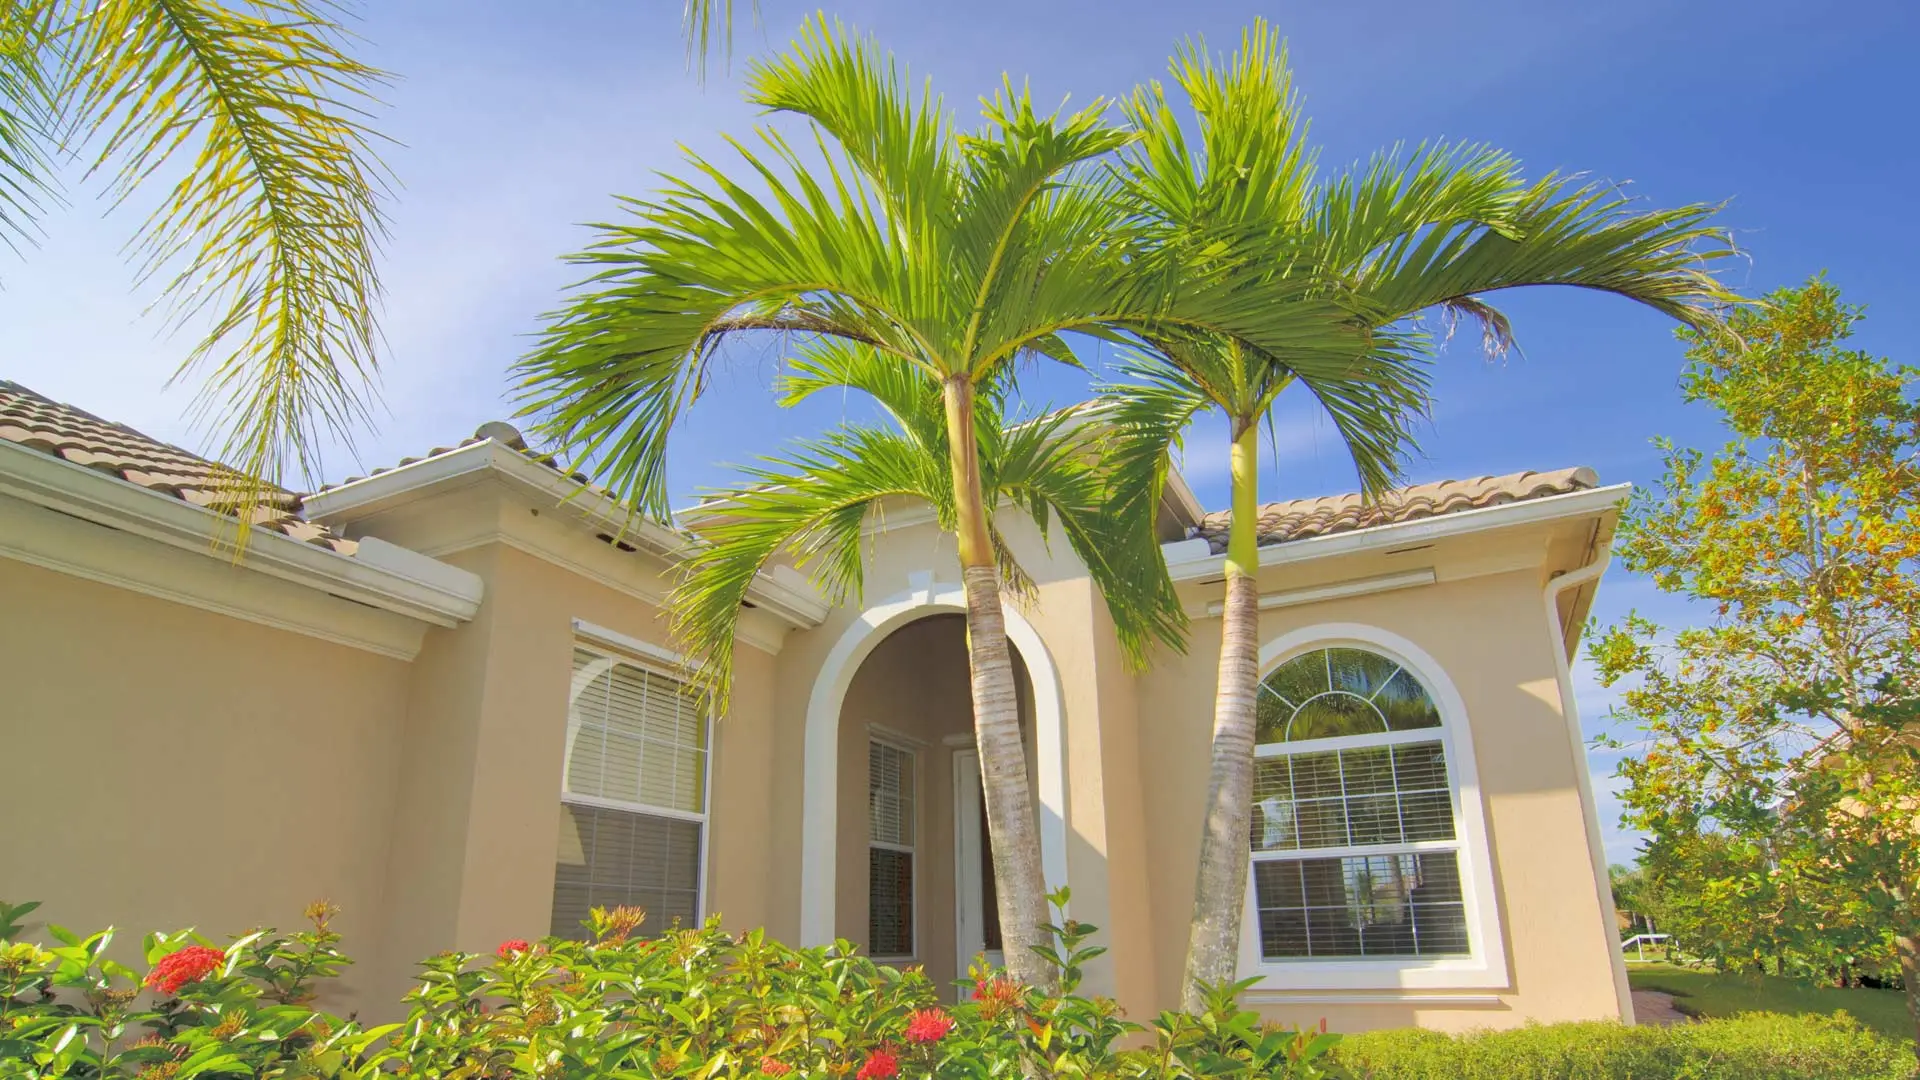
[304,441,831,629]
[0,439,484,627]
[1163,482,1631,582]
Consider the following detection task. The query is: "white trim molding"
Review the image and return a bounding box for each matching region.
[1200,568,1435,618]
[798,582,1071,946]
[1234,622,1511,992]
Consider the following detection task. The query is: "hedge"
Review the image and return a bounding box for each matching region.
[1334,1012,1915,1080]
[4,896,1911,1079]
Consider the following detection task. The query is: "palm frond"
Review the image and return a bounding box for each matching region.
[992,402,1189,665]
[671,424,950,702]
[513,123,925,519]
[681,0,756,79]
[746,14,957,246]
[0,1,57,253]
[1348,170,1736,332]
[62,0,390,524]
[776,338,946,449]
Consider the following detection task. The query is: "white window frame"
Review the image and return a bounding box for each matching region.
[1236,623,1509,993]
[557,622,716,931]
[867,732,919,962]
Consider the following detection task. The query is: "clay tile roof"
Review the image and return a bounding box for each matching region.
[317,420,628,505]
[0,380,356,554]
[1192,466,1600,554]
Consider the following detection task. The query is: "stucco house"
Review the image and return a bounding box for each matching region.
[0,378,1632,1031]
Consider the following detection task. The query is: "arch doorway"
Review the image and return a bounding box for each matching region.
[798,584,1069,992]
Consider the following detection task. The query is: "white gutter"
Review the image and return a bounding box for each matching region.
[303,440,830,629]
[1165,483,1631,582]
[1542,535,1637,1025]
[0,440,482,626]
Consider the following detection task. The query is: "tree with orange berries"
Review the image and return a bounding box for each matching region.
[1592,277,1920,1055]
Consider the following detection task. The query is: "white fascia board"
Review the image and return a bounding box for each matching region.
[306,440,830,628]
[1199,567,1437,617]
[1166,483,1631,583]
[0,440,482,626]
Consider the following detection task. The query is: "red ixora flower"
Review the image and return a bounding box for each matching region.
[143,945,226,995]
[855,1048,900,1080]
[759,1058,793,1076]
[496,939,532,958]
[904,1007,955,1044]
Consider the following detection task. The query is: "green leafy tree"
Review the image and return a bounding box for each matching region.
[1591,277,1920,1054]
[1,1,389,520]
[1097,22,1732,1006]
[512,18,1363,988]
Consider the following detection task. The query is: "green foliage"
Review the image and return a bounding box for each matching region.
[4,1,390,525]
[0,900,393,1079]
[1334,1013,1914,1080]
[672,355,1183,703]
[1590,277,1920,1007]
[0,893,1349,1079]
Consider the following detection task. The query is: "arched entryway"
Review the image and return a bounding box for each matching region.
[798,579,1069,989]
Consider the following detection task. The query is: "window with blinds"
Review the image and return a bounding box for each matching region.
[1249,647,1470,961]
[868,739,915,958]
[551,646,709,941]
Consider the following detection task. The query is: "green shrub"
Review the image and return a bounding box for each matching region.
[1334,1012,1915,1080]
[0,893,1344,1079]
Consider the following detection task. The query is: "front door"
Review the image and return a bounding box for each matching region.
[952,748,1004,978]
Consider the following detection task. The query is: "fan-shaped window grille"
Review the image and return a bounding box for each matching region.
[1249,647,1469,961]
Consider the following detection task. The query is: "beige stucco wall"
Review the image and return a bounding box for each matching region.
[0,556,411,1016]
[368,536,783,1008]
[1134,542,1621,1032]
[0,463,1621,1037]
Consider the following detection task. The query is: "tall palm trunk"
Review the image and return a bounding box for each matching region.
[1184,419,1262,1008]
[943,377,1057,991]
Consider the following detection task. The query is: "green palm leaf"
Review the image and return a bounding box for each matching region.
[11,0,393,533]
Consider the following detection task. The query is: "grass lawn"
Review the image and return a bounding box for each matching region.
[1628,961,1913,1046]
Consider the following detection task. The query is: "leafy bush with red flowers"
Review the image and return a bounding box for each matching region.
[0,890,1355,1079]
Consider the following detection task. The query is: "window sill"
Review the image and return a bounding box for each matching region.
[1240,956,1509,992]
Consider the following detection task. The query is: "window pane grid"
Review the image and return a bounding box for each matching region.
[1252,740,1453,853]
[1253,852,1469,960]
[1250,647,1468,965]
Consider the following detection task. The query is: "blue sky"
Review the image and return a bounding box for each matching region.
[4,0,1915,863]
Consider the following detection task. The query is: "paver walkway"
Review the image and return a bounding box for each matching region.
[1631,989,1690,1025]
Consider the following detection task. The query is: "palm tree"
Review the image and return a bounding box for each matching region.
[671,344,1179,708]
[512,17,1372,987]
[4,1,389,520]
[1098,22,1736,1007]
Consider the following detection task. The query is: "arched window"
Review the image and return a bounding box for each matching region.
[1250,647,1470,961]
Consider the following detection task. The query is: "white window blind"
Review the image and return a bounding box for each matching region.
[552,647,709,940]
[868,739,915,958]
[1249,647,1470,961]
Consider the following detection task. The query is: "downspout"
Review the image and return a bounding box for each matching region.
[1542,533,1637,1025]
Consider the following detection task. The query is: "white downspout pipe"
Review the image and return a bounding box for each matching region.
[1542,537,1637,1024]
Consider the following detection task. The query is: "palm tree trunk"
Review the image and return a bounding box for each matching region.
[943,377,1057,992]
[1183,418,1262,1009]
